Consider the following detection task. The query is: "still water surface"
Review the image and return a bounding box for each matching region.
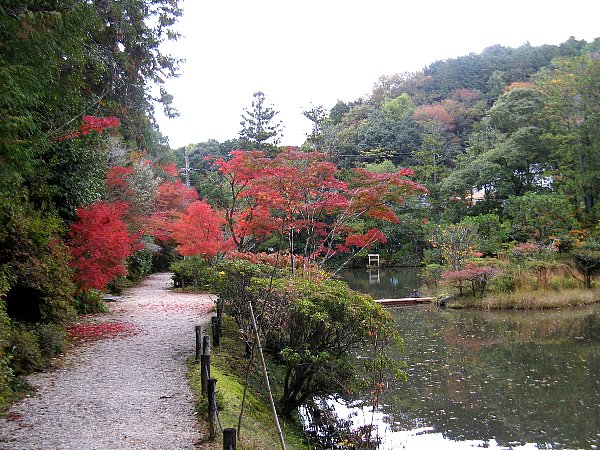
[337,268,421,299]
[321,270,600,449]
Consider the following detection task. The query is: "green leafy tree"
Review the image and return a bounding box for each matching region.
[430,223,479,271]
[0,197,76,325]
[302,104,327,148]
[440,86,548,209]
[569,239,600,288]
[536,53,600,221]
[321,102,375,166]
[251,276,400,418]
[459,214,507,255]
[504,192,578,243]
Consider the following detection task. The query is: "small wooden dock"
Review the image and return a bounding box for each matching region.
[375,297,434,307]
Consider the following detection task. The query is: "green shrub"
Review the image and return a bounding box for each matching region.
[170,256,213,288]
[459,214,507,256]
[32,323,67,357]
[420,263,444,289]
[106,276,133,295]
[549,276,580,290]
[488,269,516,293]
[152,241,179,272]
[73,289,108,314]
[127,247,154,282]
[0,201,77,326]
[9,326,44,375]
[0,302,14,408]
[209,259,289,339]
[250,276,402,417]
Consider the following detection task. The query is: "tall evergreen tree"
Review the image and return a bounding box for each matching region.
[239,91,283,152]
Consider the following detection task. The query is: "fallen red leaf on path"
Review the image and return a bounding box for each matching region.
[68,322,139,342]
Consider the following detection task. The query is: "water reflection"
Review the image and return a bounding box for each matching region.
[311,305,600,449]
[337,268,421,299]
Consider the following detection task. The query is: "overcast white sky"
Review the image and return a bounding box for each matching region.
[154,0,600,149]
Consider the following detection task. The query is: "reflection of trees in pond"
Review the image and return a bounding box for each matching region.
[337,268,421,299]
[302,399,381,449]
[379,306,600,447]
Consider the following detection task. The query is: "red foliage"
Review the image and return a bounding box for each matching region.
[443,265,496,282]
[451,88,482,103]
[413,103,456,131]
[215,150,269,184]
[214,147,427,266]
[171,201,227,258]
[443,262,499,297]
[57,116,120,141]
[148,180,199,243]
[162,163,180,177]
[345,228,388,248]
[106,166,133,190]
[105,164,200,243]
[69,201,137,291]
[232,205,280,241]
[155,180,199,212]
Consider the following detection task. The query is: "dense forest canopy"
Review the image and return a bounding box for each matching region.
[1,0,599,408]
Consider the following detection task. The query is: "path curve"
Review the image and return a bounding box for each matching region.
[0,273,214,449]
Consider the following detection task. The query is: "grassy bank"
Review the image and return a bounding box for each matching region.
[447,288,600,309]
[188,317,310,449]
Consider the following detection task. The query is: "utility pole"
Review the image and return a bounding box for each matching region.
[184,147,190,187]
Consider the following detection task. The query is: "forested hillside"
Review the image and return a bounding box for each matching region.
[1,0,599,410]
[181,37,600,265]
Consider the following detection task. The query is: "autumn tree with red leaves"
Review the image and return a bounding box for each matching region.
[56,116,120,142]
[150,179,200,241]
[215,150,278,252]
[171,201,226,259]
[69,201,138,291]
[215,147,427,271]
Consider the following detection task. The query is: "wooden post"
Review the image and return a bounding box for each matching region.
[195,325,202,362]
[202,334,210,356]
[216,297,223,337]
[223,428,236,450]
[200,354,210,395]
[208,378,217,440]
[211,316,220,347]
[201,332,211,395]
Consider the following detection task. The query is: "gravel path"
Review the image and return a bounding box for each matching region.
[0,273,214,450]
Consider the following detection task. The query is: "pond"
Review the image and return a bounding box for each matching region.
[304,304,600,449]
[336,267,422,299]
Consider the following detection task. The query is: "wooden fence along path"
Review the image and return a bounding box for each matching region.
[195,302,287,450]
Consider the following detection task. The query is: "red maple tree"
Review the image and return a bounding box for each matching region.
[171,200,227,258]
[149,179,200,242]
[57,116,120,141]
[69,201,138,291]
[215,147,427,270]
